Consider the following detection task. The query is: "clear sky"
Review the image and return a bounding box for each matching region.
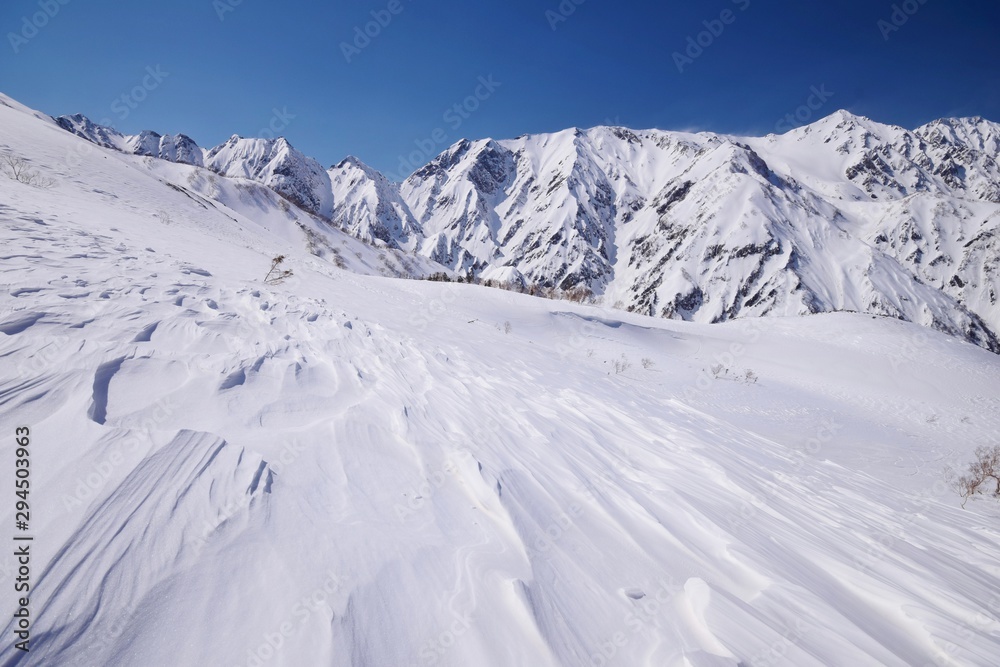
[2,0,999,175]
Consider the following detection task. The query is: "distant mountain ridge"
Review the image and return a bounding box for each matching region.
[53,108,1000,353]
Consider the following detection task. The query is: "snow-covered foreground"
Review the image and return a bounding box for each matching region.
[2,98,1000,667]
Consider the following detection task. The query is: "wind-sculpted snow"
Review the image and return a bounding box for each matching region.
[3,94,1000,665]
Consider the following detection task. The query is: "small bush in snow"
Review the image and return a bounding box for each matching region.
[331,248,347,269]
[952,445,1000,508]
[263,255,293,284]
[2,153,54,188]
[642,358,655,370]
[561,285,593,303]
[612,355,631,374]
[418,273,592,305]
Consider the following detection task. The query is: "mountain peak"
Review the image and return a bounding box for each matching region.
[915,115,1000,155]
[331,155,386,182]
[54,113,126,150]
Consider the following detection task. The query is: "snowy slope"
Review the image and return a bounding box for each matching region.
[3,94,1000,666]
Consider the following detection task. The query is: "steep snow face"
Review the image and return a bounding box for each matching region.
[334,111,1000,352]
[401,139,520,274]
[5,94,1000,667]
[328,156,422,248]
[54,116,205,167]
[55,113,129,151]
[206,135,334,219]
[51,115,335,220]
[865,197,1000,340]
[125,130,205,167]
[399,128,687,286]
[916,116,1000,156]
[25,109,441,282]
[914,117,1000,204]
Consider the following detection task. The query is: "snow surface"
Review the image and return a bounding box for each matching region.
[2,95,1000,666]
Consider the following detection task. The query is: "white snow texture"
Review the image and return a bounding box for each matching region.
[1,93,999,666]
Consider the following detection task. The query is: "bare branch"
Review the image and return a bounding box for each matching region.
[952,445,1000,508]
[2,152,54,188]
[263,255,293,285]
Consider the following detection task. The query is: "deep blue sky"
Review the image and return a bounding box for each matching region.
[2,0,999,175]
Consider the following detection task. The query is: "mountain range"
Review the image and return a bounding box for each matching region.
[54,107,1000,353]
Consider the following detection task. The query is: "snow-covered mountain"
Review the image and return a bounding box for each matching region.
[205,135,334,219]
[332,113,1000,353]
[55,114,335,219]
[39,108,442,283]
[51,106,1000,354]
[328,156,423,248]
[56,114,204,166]
[4,91,1000,666]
